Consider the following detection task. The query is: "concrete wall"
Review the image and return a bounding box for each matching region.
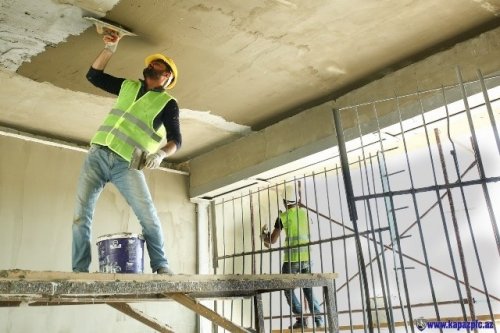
[189,26,500,199]
[0,136,197,332]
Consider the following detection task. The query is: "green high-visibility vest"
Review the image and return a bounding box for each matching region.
[280,207,310,262]
[91,80,174,162]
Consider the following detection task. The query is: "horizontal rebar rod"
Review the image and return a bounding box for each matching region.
[353,176,500,201]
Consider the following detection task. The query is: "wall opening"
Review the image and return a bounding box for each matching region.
[208,68,500,332]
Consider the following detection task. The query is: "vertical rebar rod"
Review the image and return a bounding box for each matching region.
[310,173,323,333]
[241,194,246,274]
[358,252,368,333]
[352,104,388,333]
[250,190,257,275]
[354,156,373,333]
[240,193,246,327]
[368,152,396,333]
[351,106,376,333]
[333,107,373,333]
[296,177,307,332]
[273,183,286,333]
[323,167,339,326]
[300,176,312,268]
[477,70,500,155]
[370,103,400,330]
[442,86,497,332]
[358,155,383,333]
[230,197,237,325]
[351,161,372,333]
[376,152,410,333]
[222,199,228,332]
[369,100,404,332]
[416,86,468,321]
[211,201,219,333]
[312,172,325,273]
[392,94,442,327]
[435,128,476,330]
[272,184,282,332]
[335,164,355,333]
[456,67,500,256]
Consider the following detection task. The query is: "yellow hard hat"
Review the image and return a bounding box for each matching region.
[144,53,178,89]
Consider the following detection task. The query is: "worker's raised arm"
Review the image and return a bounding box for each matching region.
[91,30,121,70]
[87,29,125,95]
[261,219,282,248]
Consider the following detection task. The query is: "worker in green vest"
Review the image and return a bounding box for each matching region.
[262,184,324,329]
[72,29,180,275]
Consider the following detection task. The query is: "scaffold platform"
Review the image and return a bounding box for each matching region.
[0,269,338,333]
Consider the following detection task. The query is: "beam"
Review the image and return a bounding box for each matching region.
[0,270,337,299]
[169,293,251,333]
[0,125,189,175]
[108,303,176,333]
[254,293,265,333]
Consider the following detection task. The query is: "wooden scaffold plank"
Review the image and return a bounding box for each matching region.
[169,293,251,333]
[0,270,337,300]
[0,269,338,333]
[108,302,175,333]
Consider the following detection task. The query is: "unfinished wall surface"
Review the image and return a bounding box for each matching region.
[0,136,197,332]
[189,26,500,199]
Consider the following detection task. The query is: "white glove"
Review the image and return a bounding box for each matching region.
[261,224,269,235]
[260,224,269,240]
[145,150,167,169]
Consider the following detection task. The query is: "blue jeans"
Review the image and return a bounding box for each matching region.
[282,261,323,323]
[72,145,169,272]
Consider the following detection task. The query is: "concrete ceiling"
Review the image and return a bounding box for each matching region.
[1,0,499,164]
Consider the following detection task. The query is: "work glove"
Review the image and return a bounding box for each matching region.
[260,224,270,240]
[145,150,167,169]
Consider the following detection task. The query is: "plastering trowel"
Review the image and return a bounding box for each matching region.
[84,16,137,37]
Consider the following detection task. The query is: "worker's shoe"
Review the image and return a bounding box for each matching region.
[156,266,175,275]
[289,319,308,329]
[315,318,324,328]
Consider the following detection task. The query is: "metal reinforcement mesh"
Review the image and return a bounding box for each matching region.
[208,68,500,333]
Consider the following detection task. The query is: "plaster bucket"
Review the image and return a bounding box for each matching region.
[96,233,145,273]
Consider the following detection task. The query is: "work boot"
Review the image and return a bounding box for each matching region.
[315,318,324,328]
[289,319,308,329]
[156,266,175,275]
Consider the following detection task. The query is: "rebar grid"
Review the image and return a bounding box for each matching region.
[208,68,500,333]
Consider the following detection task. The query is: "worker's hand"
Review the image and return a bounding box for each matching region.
[260,224,270,242]
[261,224,269,236]
[145,150,167,169]
[102,28,122,53]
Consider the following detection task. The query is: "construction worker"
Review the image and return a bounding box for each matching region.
[262,184,324,329]
[72,29,180,275]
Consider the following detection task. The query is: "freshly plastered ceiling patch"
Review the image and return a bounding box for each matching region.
[0,0,120,71]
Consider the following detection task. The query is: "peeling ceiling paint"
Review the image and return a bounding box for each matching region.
[180,109,252,135]
[57,0,119,16]
[0,0,92,71]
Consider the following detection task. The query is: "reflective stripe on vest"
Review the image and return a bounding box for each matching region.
[91,80,173,162]
[280,207,310,262]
